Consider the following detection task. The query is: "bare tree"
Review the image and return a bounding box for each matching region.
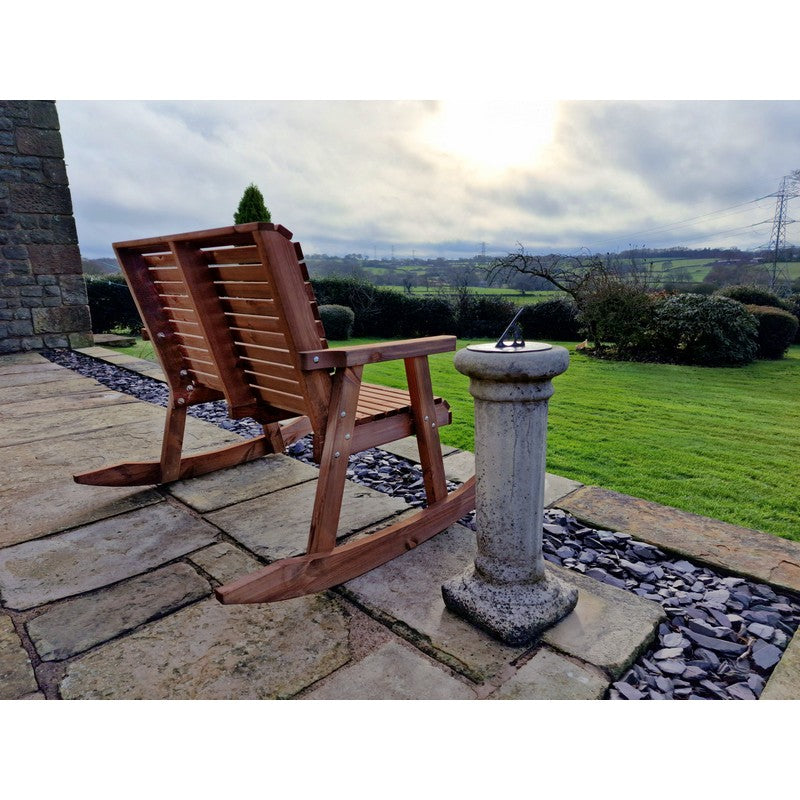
[486,245,658,354]
[485,247,607,304]
[487,245,657,301]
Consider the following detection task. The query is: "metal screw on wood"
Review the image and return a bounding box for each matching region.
[344,433,351,440]
[340,411,346,417]
[334,451,341,458]
[179,369,188,377]
[157,332,166,339]
[313,356,320,363]
[176,397,186,405]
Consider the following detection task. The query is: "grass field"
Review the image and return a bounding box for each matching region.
[111,337,800,541]
[376,286,565,306]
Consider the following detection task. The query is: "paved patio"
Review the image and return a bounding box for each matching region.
[1,349,798,700]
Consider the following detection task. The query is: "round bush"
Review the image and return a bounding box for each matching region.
[577,281,654,357]
[784,294,800,343]
[744,304,799,359]
[650,294,758,366]
[663,281,716,295]
[85,274,142,334]
[715,284,788,309]
[522,297,581,341]
[319,304,355,340]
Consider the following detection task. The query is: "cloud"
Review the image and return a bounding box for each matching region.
[57,100,800,258]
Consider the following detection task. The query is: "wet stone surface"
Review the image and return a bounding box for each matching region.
[46,348,800,699]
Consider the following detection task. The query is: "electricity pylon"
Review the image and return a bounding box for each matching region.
[766,172,800,290]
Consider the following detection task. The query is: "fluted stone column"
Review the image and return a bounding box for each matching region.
[441,343,578,645]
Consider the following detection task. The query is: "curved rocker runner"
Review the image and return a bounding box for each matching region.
[74,222,476,604]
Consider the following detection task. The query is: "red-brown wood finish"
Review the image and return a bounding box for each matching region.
[73,223,475,603]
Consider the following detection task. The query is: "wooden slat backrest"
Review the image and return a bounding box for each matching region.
[113,223,332,429]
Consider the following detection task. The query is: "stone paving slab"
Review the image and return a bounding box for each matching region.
[26,563,211,661]
[0,387,138,418]
[303,639,477,699]
[489,647,609,700]
[188,543,264,586]
[92,334,136,347]
[0,361,63,376]
[541,566,665,677]
[0,352,50,366]
[761,628,800,700]
[0,392,241,547]
[378,437,458,461]
[0,435,162,548]
[1,401,172,448]
[74,346,134,360]
[441,449,476,484]
[207,480,409,561]
[59,594,350,699]
[0,502,218,610]
[378,436,583,505]
[168,454,319,513]
[0,375,114,405]
[77,351,149,368]
[343,522,661,684]
[545,474,584,506]
[0,368,78,388]
[559,486,800,594]
[76,346,166,381]
[0,614,38,699]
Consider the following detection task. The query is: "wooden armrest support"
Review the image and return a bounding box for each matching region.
[299,335,456,371]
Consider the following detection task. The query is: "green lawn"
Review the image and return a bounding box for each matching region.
[109,336,800,541]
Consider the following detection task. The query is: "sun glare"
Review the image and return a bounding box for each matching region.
[421,100,559,176]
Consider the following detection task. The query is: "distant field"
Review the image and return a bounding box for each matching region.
[647,258,800,284]
[376,286,565,305]
[111,336,800,540]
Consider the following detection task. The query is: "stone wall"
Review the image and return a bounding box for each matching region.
[0,100,92,354]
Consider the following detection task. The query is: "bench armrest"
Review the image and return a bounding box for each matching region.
[299,335,456,370]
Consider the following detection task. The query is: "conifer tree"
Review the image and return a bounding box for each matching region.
[234,183,271,224]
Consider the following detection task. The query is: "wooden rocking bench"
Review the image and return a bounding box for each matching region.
[74,222,475,604]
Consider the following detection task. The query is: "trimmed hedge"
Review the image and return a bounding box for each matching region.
[783,294,800,343]
[310,276,516,339]
[649,294,758,366]
[452,293,516,338]
[312,276,455,337]
[663,282,716,295]
[319,304,355,340]
[744,304,799,359]
[85,274,142,334]
[715,284,788,309]
[521,297,581,341]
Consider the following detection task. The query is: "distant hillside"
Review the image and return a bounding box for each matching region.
[81,257,119,275]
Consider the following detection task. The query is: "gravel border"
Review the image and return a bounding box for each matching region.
[42,348,800,699]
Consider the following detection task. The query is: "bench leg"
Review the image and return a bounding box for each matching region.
[160,398,188,483]
[216,477,476,603]
[405,355,448,505]
[306,366,361,555]
[74,415,313,486]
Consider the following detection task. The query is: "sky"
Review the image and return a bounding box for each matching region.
[58,99,800,260]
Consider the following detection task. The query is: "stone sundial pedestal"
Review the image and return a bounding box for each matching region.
[441,340,578,646]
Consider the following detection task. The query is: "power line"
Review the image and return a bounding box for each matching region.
[575,193,776,254]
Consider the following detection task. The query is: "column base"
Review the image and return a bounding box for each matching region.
[442,565,579,647]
